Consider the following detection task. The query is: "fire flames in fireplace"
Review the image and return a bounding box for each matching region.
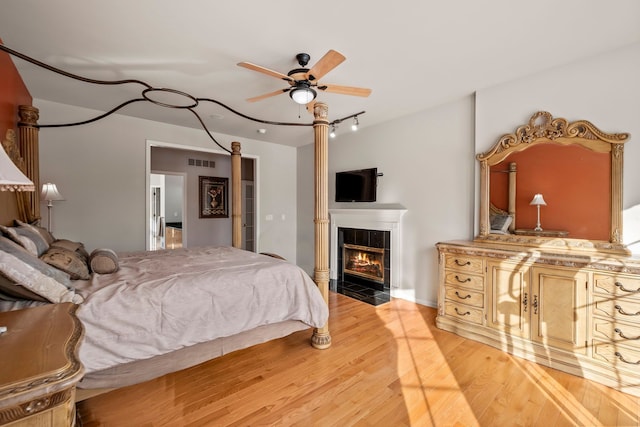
[343,243,385,283]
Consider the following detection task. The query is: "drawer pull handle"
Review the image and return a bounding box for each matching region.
[533,295,538,315]
[614,328,640,340]
[614,305,640,316]
[455,291,471,300]
[454,275,471,283]
[615,281,640,293]
[614,352,640,365]
[454,260,471,267]
[523,292,528,312]
[454,308,471,316]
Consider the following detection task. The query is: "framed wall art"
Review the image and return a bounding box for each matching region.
[199,176,228,218]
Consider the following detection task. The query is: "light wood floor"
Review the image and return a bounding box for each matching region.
[77,292,640,426]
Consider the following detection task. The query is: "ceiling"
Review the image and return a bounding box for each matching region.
[1,1,639,148]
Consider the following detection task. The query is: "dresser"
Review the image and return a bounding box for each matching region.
[437,240,640,396]
[0,303,84,426]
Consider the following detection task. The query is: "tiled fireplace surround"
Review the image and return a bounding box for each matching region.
[329,208,407,294]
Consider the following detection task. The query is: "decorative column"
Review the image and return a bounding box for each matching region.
[478,160,489,237]
[231,141,242,249]
[311,102,331,349]
[611,144,624,244]
[508,162,517,232]
[18,105,40,223]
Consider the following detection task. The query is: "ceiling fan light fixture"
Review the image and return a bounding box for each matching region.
[290,85,317,105]
[351,116,359,131]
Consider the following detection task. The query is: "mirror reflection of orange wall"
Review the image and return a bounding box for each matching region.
[490,144,610,240]
[0,38,32,133]
[0,38,33,225]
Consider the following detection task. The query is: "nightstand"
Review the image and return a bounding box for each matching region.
[0,303,84,426]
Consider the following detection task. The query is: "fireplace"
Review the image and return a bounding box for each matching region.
[338,227,390,291]
[343,244,385,283]
[329,208,407,291]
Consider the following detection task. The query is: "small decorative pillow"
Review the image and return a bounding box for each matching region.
[40,247,91,280]
[90,248,119,274]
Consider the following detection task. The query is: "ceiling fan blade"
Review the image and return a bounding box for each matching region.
[246,88,290,103]
[306,50,346,81]
[319,84,372,97]
[238,62,294,82]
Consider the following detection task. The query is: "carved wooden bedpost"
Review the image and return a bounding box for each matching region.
[231,141,242,249]
[311,102,331,349]
[18,105,40,223]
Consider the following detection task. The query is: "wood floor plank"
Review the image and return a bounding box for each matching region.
[77,292,640,426]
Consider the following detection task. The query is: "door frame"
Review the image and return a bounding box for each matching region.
[145,139,259,251]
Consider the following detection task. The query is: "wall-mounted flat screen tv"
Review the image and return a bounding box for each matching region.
[335,168,377,202]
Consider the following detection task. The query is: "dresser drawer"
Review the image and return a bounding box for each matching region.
[593,318,640,350]
[444,254,483,274]
[444,271,484,291]
[445,286,484,308]
[592,340,640,369]
[593,295,640,321]
[444,301,483,325]
[593,273,640,300]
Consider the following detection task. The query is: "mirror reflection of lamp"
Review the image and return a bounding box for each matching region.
[41,183,64,232]
[530,193,547,231]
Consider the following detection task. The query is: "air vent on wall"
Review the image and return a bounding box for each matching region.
[188,158,215,168]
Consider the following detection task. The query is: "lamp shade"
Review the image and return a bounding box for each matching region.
[0,146,35,191]
[529,193,547,206]
[41,183,64,201]
[289,86,316,105]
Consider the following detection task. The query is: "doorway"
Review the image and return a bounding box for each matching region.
[146,141,257,252]
[149,172,185,250]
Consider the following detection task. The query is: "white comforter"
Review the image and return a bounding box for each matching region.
[74,246,328,374]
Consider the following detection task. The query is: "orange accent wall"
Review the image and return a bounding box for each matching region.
[490,144,610,240]
[0,38,32,135]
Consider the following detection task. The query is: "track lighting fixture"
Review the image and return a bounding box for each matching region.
[351,116,359,131]
[330,124,337,139]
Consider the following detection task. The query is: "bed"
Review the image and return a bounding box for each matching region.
[0,79,333,392]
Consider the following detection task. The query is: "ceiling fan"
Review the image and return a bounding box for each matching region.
[238,50,372,105]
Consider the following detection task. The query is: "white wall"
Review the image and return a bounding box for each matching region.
[297,42,640,307]
[297,97,476,306]
[37,99,300,261]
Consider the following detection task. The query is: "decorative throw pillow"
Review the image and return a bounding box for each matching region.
[90,248,119,274]
[40,247,91,280]
[0,236,83,304]
[490,214,513,233]
[50,239,90,260]
[15,220,55,245]
[0,225,39,256]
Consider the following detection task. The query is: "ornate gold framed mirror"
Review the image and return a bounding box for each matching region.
[475,111,630,254]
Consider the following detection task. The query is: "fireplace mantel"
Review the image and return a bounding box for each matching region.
[329,208,407,289]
